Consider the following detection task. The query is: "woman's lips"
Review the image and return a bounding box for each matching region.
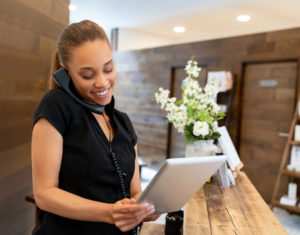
[91,88,110,98]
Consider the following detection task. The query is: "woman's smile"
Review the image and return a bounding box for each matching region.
[91,87,111,99]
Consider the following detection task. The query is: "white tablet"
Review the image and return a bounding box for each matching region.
[137,155,227,214]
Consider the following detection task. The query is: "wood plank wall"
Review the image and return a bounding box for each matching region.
[0,0,69,234]
[113,28,300,161]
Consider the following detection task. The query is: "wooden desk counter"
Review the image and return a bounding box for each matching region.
[184,172,287,235]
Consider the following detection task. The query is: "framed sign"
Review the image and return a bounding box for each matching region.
[217,126,243,172]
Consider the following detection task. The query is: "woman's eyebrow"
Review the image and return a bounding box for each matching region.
[104,59,113,66]
[78,60,112,70]
[78,67,93,71]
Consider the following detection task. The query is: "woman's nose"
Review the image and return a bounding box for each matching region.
[94,73,108,88]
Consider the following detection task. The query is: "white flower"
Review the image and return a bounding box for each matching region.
[212,121,219,132]
[204,82,217,99]
[193,121,209,136]
[198,93,207,102]
[182,77,202,103]
[186,78,200,91]
[165,102,176,112]
[197,104,206,110]
[187,117,196,125]
[168,97,176,103]
[211,101,220,114]
[185,60,201,78]
[154,57,225,139]
[155,88,170,109]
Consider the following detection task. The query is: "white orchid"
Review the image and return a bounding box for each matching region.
[155,57,225,144]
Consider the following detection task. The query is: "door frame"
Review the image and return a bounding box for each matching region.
[236,58,300,153]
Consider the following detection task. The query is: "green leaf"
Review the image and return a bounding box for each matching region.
[184,135,191,145]
[187,106,194,118]
[211,132,221,139]
[176,100,183,105]
[195,110,213,124]
[184,125,194,145]
[216,112,226,120]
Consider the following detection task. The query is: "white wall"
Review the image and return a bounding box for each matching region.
[117,28,175,51]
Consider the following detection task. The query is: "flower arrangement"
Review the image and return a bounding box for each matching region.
[155,57,225,144]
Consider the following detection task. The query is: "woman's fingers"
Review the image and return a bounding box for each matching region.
[115,202,152,213]
[116,208,155,232]
[114,203,154,220]
[114,212,144,232]
[117,198,131,205]
[112,199,155,232]
[144,214,161,222]
[128,205,154,220]
[115,214,143,229]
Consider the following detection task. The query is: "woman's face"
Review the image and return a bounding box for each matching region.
[64,39,117,106]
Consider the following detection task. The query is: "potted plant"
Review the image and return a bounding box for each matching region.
[155,57,225,157]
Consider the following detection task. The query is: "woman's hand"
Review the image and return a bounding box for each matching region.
[111,198,155,232]
[144,214,161,222]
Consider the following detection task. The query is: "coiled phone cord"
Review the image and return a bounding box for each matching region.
[102,114,138,235]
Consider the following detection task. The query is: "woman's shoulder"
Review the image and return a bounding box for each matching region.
[42,88,74,103]
[34,88,78,121]
[37,88,80,111]
[33,89,78,136]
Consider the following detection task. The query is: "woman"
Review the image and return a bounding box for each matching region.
[31,20,158,235]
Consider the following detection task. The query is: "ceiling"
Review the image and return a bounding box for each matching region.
[70,0,300,47]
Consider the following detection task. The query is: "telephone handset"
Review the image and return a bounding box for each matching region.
[53,68,105,114]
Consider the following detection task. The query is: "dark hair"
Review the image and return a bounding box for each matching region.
[49,20,110,89]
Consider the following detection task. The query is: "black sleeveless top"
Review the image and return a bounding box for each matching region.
[32,89,137,235]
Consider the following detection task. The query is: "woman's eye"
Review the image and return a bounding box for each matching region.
[104,69,113,74]
[81,74,94,79]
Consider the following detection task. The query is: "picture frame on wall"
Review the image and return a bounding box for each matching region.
[207,71,233,93]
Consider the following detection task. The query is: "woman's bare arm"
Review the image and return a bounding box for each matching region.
[32,118,153,228]
[129,145,142,200]
[32,118,115,223]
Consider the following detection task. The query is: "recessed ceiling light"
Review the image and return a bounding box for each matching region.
[69,4,78,11]
[237,15,251,22]
[174,26,185,33]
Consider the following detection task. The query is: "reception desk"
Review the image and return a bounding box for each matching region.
[27,172,287,234]
[184,172,287,234]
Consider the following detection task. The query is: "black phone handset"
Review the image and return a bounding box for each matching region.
[53,68,136,233]
[53,68,105,114]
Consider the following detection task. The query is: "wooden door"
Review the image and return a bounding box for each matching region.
[239,61,298,203]
[168,66,207,158]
